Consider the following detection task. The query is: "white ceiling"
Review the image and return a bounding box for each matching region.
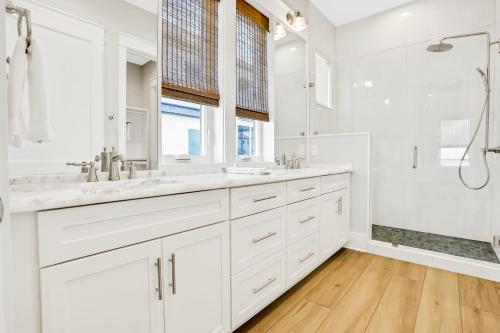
[310,0,415,26]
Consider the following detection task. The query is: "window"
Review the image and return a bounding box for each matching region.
[235,0,269,159]
[161,0,222,162]
[161,98,203,157]
[235,0,270,121]
[440,119,470,167]
[162,0,220,106]
[237,118,258,156]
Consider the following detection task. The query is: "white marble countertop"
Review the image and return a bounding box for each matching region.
[9,166,352,214]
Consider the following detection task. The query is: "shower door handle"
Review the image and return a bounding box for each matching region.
[413,146,418,169]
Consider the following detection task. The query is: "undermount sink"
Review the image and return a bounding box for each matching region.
[80,178,183,192]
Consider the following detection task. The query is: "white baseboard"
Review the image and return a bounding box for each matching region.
[345,231,368,252]
[368,240,500,282]
[344,232,500,282]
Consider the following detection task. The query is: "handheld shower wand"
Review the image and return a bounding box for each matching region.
[427,32,499,190]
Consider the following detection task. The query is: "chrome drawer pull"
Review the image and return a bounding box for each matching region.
[155,257,163,301]
[253,277,277,294]
[299,216,315,224]
[299,252,315,263]
[168,253,177,295]
[253,195,278,203]
[253,232,277,243]
[300,187,316,192]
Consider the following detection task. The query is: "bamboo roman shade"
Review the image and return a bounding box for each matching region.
[162,0,220,106]
[236,0,270,122]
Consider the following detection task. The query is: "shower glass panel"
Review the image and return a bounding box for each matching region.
[336,27,498,264]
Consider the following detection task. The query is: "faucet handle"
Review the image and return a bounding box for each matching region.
[66,161,91,173]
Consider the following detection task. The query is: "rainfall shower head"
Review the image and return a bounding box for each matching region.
[426,42,454,52]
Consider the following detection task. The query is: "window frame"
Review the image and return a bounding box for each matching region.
[161,98,219,163]
[236,117,264,162]
[159,0,224,165]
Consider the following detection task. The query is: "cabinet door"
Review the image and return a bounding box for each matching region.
[319,191,340,261]
[163,222,230,333]
[337,188,351,247]
[40,241,164,333]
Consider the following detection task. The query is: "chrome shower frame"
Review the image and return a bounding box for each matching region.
[437,32,500,152]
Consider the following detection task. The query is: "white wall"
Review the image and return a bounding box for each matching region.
[335,0,498,241]
[308,3,337,135]
[309,134,371,235]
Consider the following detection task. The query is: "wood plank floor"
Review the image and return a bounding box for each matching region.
[235,249,500,333]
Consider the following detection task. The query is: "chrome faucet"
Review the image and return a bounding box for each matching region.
[66,161,99,182]
[109,154,124,181]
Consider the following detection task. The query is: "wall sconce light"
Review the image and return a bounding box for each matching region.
[286,10,307,32]
[274,23,287,41]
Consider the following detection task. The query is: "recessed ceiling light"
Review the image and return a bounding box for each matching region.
[289,47,297,52]
[401,11,411,17]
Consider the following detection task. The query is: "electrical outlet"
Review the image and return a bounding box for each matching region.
[494,235,500,248]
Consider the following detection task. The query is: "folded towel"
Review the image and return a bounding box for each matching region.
[27,38,54,143]
[224,167,272,175]
[7,36,29,147]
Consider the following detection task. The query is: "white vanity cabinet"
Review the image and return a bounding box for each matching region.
[319,175,351,261]
[11,171,351,333]
[41,240,165,333]
[41,221,230,333]
[163,222,230,333]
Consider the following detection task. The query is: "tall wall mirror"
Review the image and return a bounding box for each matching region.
[274,26,307,139]
[273,21,308,158]
[5,0,158,175]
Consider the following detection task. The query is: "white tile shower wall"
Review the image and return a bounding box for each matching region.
[335,0,497,241]
[308,134,370,234]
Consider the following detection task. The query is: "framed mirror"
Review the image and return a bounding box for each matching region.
[5,0,159,175]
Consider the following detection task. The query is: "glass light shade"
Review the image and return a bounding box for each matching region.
[292,15,307,31]
[274,23,287,41]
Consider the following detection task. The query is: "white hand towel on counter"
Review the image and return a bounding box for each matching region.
[7,36,29,147]
[27,38,54,143]
[223,167,272,175]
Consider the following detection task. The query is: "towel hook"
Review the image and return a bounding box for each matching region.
[5,1,32,52]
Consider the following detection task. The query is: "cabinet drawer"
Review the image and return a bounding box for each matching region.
[321,173,350,194]
[286,177,321,204]
[230,182,286,219]
[38,189,229,267]
[231,250,286,330]
[231,208,286,274]
[286,198,320,245]
[286,232,320,288]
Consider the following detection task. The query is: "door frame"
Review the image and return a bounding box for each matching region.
[0,0,14,332]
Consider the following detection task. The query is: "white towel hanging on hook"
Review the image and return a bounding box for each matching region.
[7,35,29,147]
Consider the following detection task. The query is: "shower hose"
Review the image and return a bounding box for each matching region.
[458,71,491,190]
